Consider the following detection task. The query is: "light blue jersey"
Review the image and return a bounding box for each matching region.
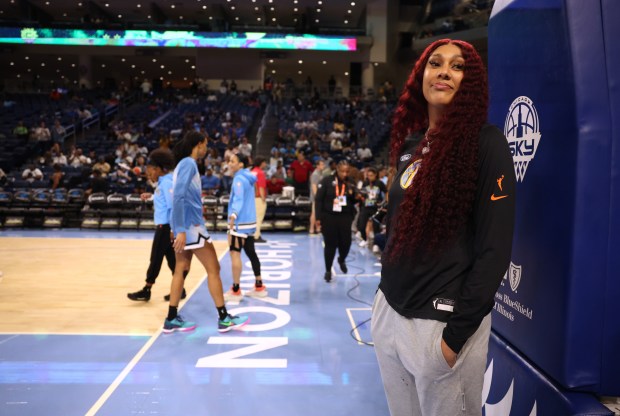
[171,157,204,235]
[228,168,258,236]
[153,173,173,225]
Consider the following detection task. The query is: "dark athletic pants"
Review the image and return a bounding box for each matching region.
[146,224,175,284]
[321,213,353,271]
[357,206,378,241]
[229,234,261,277]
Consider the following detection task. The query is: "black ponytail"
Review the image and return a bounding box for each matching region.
[173,131,205,165]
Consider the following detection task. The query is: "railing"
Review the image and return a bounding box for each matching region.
[82,112,100,130]
[256,101,272,146]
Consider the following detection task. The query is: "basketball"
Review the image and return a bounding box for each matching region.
[133,167,141,175]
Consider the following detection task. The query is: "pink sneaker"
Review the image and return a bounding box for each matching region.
[246,285,268,298]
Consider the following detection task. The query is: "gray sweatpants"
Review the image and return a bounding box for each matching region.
[371,289,491,416]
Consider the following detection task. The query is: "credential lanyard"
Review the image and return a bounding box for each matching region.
[334,179,345,197]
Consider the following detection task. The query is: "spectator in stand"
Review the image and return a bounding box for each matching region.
[268,160,286,180]
[330,135,344,154]
[290,152,313,196]
[238,136,253,158]
[309,159,326,234]
[285,168,295,186]
[204,148,222,173]
[201,167,221,195]
[269,150,283,171]
[51,143,68,166]
[230,80,238,95]
[357,145,374,163]
[252,156,268,243]
[267,175,285,195]
[77,106,92,120]
[33,120,52,154]
[13,120,29,142]
[224,143,236,161]
[68,148,91,168]
[93,156,111,177]
[38,151,53,167]
[85,169,109,196]
[357,128,369,148]
[112,159,133,185]
[134,155,148,178]
[295,134,311,153]
[51,119,67,148]
[220,157,233,193]
[50,163,65,190]
[22,164,43,183]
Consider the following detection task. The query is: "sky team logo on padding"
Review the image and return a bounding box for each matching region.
[504,96,542,182]
[483,359,537,416]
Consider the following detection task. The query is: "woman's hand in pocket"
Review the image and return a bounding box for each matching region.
[441,338,457,368]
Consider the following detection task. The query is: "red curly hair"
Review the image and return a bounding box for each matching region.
[387,39,488,260]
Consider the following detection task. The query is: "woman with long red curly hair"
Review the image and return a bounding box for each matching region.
[371,39,516,415]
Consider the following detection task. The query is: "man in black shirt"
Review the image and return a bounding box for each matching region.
[315,160,357,282]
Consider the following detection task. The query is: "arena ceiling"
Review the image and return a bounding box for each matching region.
[0,0,374,34]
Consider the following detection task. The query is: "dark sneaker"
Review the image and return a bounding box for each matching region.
[163,315,196,333]
[324,272,332,282]
[164,288,187,301]
[255,237,267,243]
[338,258,348,274]
[128,288,151,301]
[218,314,249,333]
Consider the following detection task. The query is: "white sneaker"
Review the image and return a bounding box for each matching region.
[224,287,243,302]
[359,240,368,247]
[246,285,268,298]
[355,231,362,240]
[372,245,381,254]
